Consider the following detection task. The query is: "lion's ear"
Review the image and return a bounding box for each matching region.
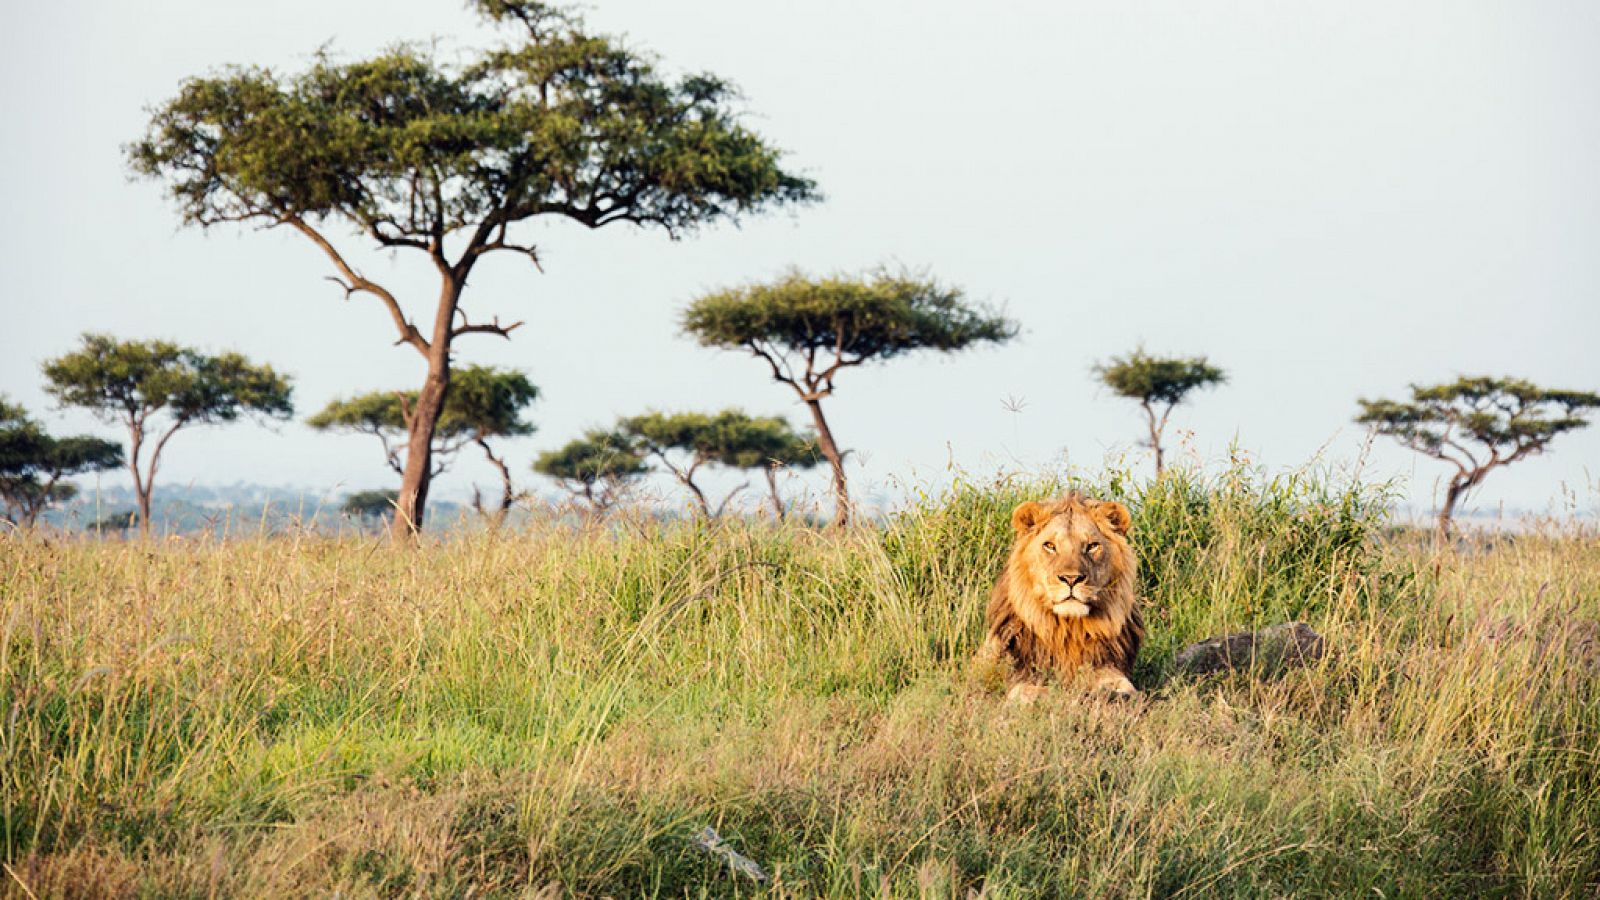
[1095,501,1132,535]
[1011,501,1047,534]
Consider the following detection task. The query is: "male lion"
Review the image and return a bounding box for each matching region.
[977,495,1144,702]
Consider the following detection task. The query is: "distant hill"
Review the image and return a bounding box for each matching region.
[44,483,464,536]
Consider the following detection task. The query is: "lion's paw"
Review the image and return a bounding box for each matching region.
[1005,683,1051,705]
[1092,671,1139,702]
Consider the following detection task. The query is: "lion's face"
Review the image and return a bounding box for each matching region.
[1009,498,1134,619]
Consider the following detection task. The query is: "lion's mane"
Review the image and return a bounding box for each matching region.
[983,495,1144,687]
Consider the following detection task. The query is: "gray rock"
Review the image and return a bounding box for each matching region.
[1172,621,1326,678]
[691,826,767,883]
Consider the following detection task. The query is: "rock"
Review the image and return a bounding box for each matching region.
[691,826,767,883]
[1172,621,1326,678]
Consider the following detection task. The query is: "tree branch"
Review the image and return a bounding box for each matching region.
[748,341,801,392]
[363,217,430,251]
[287,216,430,355]
[712,482,749,518]
[451,310,525,340]
[145,415,189,491]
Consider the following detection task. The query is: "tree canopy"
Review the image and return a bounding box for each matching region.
[41,334,293,534]
[0,397,123,528]
[1094,349,1225,476]
[342,489,399,523]
[1096,350,1226,407]
[619,409,817,518]
[129,0,816,539]
[682,269,1014,525]
[533,429,648,514]
[1357,376,1600,532]
[683,269,1015,367]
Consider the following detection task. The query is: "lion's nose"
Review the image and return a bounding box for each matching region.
[1058,572,1086,586]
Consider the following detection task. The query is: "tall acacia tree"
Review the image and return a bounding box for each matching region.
[0,397,123,528]
[41,334,293,535]
[620,408,816,519]
[308,365,537,523]
[130,0,816,539]
[683,269,1015,526]
[1094,349,1226,477]
[1357,376,1600,534]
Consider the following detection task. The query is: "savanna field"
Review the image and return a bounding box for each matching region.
[3,468,1598,898]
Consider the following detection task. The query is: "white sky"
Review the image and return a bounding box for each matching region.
[3,0,1598,520]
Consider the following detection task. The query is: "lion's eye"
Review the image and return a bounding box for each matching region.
[1042,541,1057,554]
[1085,541,1102,556]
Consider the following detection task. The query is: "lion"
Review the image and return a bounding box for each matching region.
[976,495,1144,702]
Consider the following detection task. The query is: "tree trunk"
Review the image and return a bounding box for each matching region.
[803,398,850,527]
[683,477,712,519]
[126,422,151,537]
[1437,476,1467,536]
[764,465,785,520]
[393,365,447,539]
[477,437,514,529]
[392,277,464,541]
[1142,400,1164,478]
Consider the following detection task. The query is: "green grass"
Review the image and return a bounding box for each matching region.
[2,465,1597,897]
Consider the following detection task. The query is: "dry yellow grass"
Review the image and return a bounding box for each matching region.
[2,469,1597,897]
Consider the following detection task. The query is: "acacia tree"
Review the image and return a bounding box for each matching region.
[533,430,648,515]
[41,335,293,535]
[1094,349,1226,477]
[620,409,816,519]
[724,415,819,520]
[682,269,1015,525]
[1357,376,1600,534]
[341,489,399,531]
[0,397,123,528]
[308,365,537,523]
[308,393,457,478]
[130,1,815,539]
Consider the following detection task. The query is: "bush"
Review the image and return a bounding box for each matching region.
[885,461,1400,676]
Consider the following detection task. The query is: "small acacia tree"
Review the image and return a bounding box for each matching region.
[533,430,648,515]
[41,334,293,535]
[1094,349,1226,477]
[620,409,817,519]
[1357,376,1600,534]
[726,415,819,520]
[683,269,1015,525]
[0,397,123,528]
[341,489,399,530]
[309,365,537,523]
[130,0,815,539]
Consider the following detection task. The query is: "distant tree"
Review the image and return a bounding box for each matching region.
[683,269,1016,525]
[726,416,820,520]
[85,509,138,535]
[130,0,816,540]
[447,366,539,525]
[341,489,399,527]
[1357,376,1600,534]
[1094,349,1226,477]
[308,393,445,478]
[309,366,537,524]
[620,409,817,519]
[533,430,648,515]
[0,397,123,528]
[41,334,293,535]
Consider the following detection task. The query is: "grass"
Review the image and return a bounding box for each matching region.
[2,464,1597,897]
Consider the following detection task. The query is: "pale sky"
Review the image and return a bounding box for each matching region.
[3,1,1598,520]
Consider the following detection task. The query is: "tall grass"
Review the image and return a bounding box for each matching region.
[2,464,1596,897]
